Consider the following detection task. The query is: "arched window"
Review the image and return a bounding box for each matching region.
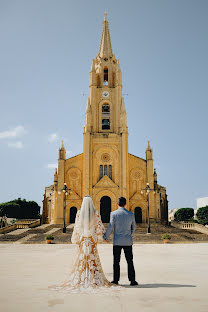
[104,67,108,85]
[102,104,110,130]
[104,165,108,176]
[109,165,112,180]
[99,165,112,180]
[102,119,110,130]
[102,104,110,113]
[99,165,103,179]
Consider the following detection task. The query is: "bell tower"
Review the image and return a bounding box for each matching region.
[83,14,129,206]
[43,13,168,225]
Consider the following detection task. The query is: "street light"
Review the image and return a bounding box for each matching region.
[58,183,71,233]
[141,183,155,234]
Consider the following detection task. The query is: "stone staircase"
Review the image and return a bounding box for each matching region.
[0,222,208,244]
[132,223,208,243]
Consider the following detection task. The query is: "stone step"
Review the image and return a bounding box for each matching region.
[1,223,208,244]
[28,224,61,234]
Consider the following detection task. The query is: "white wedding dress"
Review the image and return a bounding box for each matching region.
[49,199,120,294]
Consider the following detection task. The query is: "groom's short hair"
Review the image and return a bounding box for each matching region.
[118,197,126,207]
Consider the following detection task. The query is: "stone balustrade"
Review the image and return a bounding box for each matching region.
[171,221,208,235]
[0,219,40,233]
[0,224,16,234]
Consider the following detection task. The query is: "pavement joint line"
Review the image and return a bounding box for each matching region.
[45,228,61,235]
[8,228,30,235]
[35,224,52,229]
[14,234,37,244]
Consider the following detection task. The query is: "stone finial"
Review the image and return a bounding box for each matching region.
[146,140,153,160]
[59,140,66,160]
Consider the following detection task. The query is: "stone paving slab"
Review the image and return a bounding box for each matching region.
[45,228,61,235]
[66,224,74,229]
[0,244,208,312]
[34,224,52,229]
[15,234,37,244]
[8,228,30,235]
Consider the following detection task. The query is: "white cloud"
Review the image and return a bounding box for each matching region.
[8,141,24,149]
[48,133,58,142]
[47,163,58,169]
[0,125,26,139]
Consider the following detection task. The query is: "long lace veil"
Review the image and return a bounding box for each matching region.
[78,196,96,237]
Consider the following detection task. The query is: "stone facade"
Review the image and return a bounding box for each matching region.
[42,15,168,225]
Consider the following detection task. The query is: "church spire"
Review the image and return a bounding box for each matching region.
[98,13,113,58]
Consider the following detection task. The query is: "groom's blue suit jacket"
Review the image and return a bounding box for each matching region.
[103,207,136,246]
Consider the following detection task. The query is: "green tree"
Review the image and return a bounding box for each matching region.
[0,198,40,219]
[196,206,208,225]
[174,208,194,222]
[0,207,4,217]
[0,203,20,218]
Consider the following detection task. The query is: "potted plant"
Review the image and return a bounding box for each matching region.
[45,234,54,244]
[161,234,171,244]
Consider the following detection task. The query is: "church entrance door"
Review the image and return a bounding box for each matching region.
[100,196,111,223]
[134,207,142,223]
[70,207,77,223]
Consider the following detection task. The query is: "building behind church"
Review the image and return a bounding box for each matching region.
[42,15,168,225]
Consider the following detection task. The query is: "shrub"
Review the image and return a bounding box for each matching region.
[161,234,171,240]
[174,208,194,222]
[45,235,54,240]
[196,206,208,225]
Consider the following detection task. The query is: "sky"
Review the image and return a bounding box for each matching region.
[0,0,208,212]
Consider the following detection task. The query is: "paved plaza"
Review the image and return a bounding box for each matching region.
[0,243,208,312]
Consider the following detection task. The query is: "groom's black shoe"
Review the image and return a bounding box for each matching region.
[111,281,119,285]
[130,281,138,286]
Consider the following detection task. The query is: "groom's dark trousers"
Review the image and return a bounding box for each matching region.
[113,245,135,282]
[103,206,137,283]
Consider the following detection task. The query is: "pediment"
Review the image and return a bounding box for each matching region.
[130,192,142,201]
[94,176,119,189]
[68,190,82,200]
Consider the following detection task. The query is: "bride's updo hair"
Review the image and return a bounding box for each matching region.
[78,195,96,237]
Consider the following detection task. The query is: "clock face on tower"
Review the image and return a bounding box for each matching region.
[102,91,109,98]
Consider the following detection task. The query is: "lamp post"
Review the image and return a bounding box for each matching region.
[58,183,71,233]
[141,183,155,234]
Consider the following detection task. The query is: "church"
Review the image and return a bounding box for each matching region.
[42,15,168,225]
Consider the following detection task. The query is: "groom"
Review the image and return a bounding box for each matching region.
[103,197,138,286]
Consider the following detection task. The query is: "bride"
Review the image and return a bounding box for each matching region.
[49,195,119,293]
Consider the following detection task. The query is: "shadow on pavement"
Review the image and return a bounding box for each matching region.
[120,283,196,288]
